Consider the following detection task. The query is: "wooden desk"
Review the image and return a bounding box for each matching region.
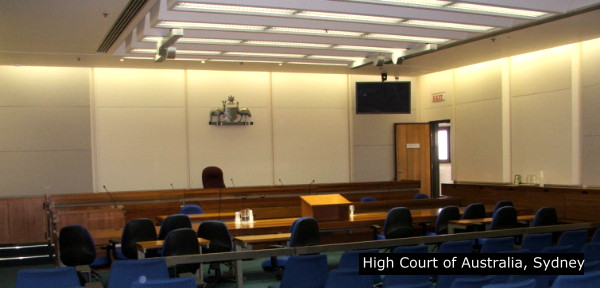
[233,233,292,251]
[135,238,209,259]
[447,215,536,234]
[155,212,237,224]
[300,194,351,221]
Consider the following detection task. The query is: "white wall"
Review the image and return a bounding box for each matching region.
[3,37,600,196]
[0,66,93,196]
[581,38,600,186]
[350,74,418,182]
[416,41,600,186]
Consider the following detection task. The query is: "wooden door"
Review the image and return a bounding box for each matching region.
[395,123,431,196]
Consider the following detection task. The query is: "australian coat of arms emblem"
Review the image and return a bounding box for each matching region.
[209,96,252,125]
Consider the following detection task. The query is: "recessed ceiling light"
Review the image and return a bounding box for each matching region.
[210,59,284,64]
[345,0,451,8]
[449,3,548,18]
[287,61,349,66]
[244,40,331,48]
[268,27,364,37]
[296,11,402,24]
[333,45,406,53]
[365,33,449,43]
[157,21,266,31]
[174,2,297,15]
[223,52,305,58]
[403,20,495,32]
[308,55,364,61]
[130,48,221,55]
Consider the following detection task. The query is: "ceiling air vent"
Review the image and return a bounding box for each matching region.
[97,0,148,53]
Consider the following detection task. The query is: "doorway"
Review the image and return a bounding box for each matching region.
[430,120,452,198]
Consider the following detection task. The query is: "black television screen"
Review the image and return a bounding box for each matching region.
[355,81,411,114]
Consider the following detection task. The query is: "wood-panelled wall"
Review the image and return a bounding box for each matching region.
[443,183,600,222]
[0,197,46,244]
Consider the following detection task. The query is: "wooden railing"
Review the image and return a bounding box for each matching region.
[443,182,600,222]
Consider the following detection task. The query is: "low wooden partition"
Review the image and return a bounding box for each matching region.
[42,181,428,258]
[443,182,600,222]
[47,181,422,224]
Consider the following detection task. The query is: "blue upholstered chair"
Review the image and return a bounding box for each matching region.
[112,218,157,260]
[130,276,196,288]
[479,237,515,253]
[414,193,429,199]
[179,204,203,215]
[531,207,558,227]
[520,233,552,253]
[107,258,169,288]
[324,268,378,288]
[268,254,329,288]
[483,279,536,288]
[382,245,430,287]
[449,275,496,288]
[493,200,513,213]
[556,229,588,253]
[360,196,377,202]
[427,206,460,235]
[375,207,413,240]
[551,270,600,288]
[262,217,320,271]
[490,206,518,230]
[157,214,191,240]
[15,266,82,288]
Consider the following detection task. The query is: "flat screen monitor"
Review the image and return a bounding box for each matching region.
[355,81,411,114]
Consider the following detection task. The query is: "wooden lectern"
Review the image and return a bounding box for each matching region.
[300,194,351,222]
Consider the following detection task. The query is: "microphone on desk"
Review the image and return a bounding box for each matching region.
[102,185,118,208]
[230,178,236,188]
[308,179,315,195]
[173,183,185,207]
[278,179,284,186]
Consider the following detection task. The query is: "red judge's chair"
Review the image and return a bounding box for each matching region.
[202,166,226,188]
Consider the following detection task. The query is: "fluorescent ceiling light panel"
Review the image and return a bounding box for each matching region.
[142,36,243,45]
[333,45,406,53]
[365,33,449,43]
[268,27,363,37]
[296,11,401,23]
[244,40,331,48]
[287,61,349,66]
[210,59,283,64]
[157,21,266,31]
[449,3,548,18]
[347,0,451,7]
[308,55,364,61]
[131,48,221,55]
[403,20,494,32]
[223,52,305,58]
[174,2,296,15]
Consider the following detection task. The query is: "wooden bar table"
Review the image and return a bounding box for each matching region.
[447,215,536,234]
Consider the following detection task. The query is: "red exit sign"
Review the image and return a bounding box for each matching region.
[432,92,445,102]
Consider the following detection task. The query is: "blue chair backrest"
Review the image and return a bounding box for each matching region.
[383,245,430,286]
[592,228,600,243]
[107,258,169,288]
[15,267,81,288]
[551,270,600,288]
[490,206,518,230]
[480,237,515,253]
[131,276,196,288]
[360,196,376,202]
[414,193,429,199]
[462,203,486,219]
[482,278,536,288]
[338,249,378,270]
[556,230,588,253]
[582,242,600,262]
[180,204,203,215]
[434,206,460,235]
[531,207,557,227]
[324,269,377,288]
[521,233,552,253]
[289,217,320,247]
[450,275,496,288]
[439,240,473,253]
[279,254,329,288]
